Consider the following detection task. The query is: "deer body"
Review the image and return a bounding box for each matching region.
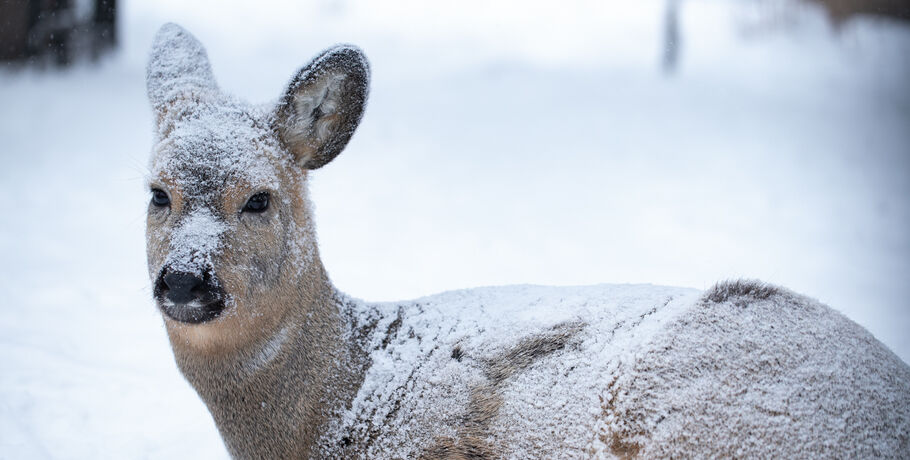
[145,24,910,459]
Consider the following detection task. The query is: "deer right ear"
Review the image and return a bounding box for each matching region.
[273,46,370,170]
[146,23,218,115]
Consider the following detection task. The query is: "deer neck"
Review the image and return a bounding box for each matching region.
[170,264,368,458]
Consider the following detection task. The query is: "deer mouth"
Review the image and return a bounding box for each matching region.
[159,298,226,324]
[154,270,227,324]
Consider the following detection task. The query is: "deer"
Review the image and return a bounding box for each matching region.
[145,23,910,459]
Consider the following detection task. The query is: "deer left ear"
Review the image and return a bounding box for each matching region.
[273,45,370,170]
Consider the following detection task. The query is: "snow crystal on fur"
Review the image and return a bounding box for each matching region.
[317,284,701,458]
[145,24,308,279]
[314,282,910,458]
[602,280,910,458]
[166,208,225,274]
[146,24,287,192]
[147,23,218,110]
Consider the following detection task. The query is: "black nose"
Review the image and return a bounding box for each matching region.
[154,267,226,324]
[163,271,204,304]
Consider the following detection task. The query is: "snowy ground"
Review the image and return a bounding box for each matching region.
[1,0,908,457]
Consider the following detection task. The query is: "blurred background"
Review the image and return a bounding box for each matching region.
[1,0,908,457]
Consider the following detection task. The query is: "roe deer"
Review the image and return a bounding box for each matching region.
[145,23,910,459]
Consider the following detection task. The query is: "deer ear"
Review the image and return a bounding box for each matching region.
[274,45,369,170]
[146,23,218,115]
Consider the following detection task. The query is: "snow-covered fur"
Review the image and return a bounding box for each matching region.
[144,24,910,459]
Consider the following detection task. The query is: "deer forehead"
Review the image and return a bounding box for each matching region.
[150,98,292,203]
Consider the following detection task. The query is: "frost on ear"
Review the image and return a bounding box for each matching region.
[146,23,218,114]
[274,45,369,170]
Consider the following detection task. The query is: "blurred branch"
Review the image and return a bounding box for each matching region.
[663,0,682,75]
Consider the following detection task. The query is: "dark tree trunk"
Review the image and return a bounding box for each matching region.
[1,0,118,65]
[91,0,116,57]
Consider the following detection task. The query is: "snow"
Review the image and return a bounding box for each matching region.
[1,0,909,457]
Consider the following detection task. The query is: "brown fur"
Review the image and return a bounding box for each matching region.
[417,322,583,460]
[151,166,316,356]
[701,279,785,306]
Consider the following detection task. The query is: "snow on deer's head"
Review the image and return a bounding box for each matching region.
[144,24,368,351]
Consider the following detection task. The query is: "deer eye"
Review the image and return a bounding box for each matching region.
[151,188,170,207]
[243,192,270,213]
